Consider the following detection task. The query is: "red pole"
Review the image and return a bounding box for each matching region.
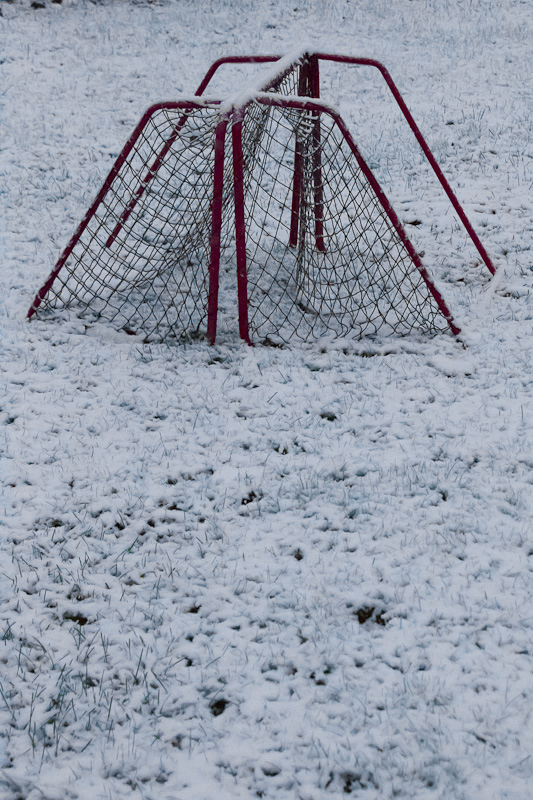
[206,117,228,345]
[289,58,309,248]
[231,113,252,345]
[194,55,281,96]
[309,55,325,252]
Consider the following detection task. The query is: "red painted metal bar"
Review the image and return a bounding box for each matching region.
[308,55,320,98]
[27,101,210,320]
[206,117,228,345]
[194,55,281,97]
[308,55,325,252]
[289,144,304,249]
[254,95,460,336]
[105,113,190,249]
[314,53,496,276]
[289,60,309,248]
[231,113,252,345]
[105,57,284,251]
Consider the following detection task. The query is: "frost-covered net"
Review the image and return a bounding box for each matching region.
[35,104,225,342]
[239,99,450,342]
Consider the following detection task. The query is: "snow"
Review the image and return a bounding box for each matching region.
[1,0,533,798]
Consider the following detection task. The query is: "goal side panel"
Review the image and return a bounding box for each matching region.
[28,102,225,343]
[237,97,458,343]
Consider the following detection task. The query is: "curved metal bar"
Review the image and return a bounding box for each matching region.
[194,55,281,97]
[197,51,496,276]
[315,53,496,275]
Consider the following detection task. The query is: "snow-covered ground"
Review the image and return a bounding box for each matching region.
[1,1,533,798]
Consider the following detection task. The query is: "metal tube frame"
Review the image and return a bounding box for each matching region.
[231,112,252,345]
[289,59,310,248]
[30,52,478,341]
[235,94,460,338]
[309,54,325,252]
[207,116,228,345]
[199,51,495,276]
[27,100,217,320]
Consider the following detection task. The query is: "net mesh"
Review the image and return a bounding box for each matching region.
[239,99,449,342]
[37,104,225,342]
[31,56,453,343]
[262,60,305,97]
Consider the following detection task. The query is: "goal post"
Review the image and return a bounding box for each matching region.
[28,50,500,343]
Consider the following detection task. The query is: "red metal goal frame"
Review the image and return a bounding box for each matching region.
[230,94,460,342]
[27,52,480,342]
[198,51,496,277]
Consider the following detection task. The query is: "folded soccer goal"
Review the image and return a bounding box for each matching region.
[28,50,496,344]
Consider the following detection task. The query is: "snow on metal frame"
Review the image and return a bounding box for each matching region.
[201,49,496,279]
[28,49,493,342]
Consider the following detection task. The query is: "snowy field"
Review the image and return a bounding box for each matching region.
[1,0,533,798]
